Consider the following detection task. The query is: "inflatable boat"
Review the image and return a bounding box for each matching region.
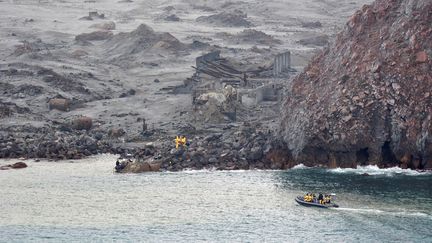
[295,196,339,208]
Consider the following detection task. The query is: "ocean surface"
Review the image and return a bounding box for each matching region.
[1,154,431,242]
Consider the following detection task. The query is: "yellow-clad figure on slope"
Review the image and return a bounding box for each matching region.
[175,136,187,149]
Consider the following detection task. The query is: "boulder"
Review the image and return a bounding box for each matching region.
[149,162,161,171]
[72,116,93,130]
[122,162,151,173]
[48,98,69,111]
[0,162,27,170]
[11,162,27,168]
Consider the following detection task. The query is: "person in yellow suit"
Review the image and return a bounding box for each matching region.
[175,136,187,149]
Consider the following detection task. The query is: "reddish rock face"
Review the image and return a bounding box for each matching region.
[416,51,428,63]
[280,0,432,169]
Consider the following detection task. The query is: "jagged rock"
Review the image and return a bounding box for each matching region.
[280,0,432,169]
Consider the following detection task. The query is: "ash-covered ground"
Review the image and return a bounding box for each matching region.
[0,0,373,167]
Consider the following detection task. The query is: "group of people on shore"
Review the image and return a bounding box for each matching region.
[303,193,331,204]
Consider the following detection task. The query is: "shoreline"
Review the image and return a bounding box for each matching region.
[1,123,431,173]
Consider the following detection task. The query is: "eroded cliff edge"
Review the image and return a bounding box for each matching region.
[280,0,432,169]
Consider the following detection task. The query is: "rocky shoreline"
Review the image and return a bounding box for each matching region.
[0,122,292,172]
[3,121,431,173]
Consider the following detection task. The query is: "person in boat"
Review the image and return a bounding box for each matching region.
[304,193,311,202]
[324,195,331,204]
[318,193,324,204]
[306,193,314,202]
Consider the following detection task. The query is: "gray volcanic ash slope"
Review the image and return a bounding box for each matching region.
[280,0,432,169]
[103,24,187,59]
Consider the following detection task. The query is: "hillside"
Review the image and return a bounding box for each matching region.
[280,0,432,169]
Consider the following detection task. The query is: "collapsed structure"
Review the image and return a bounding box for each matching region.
[189,50,293,125]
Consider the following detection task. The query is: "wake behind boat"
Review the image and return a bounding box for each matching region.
[295,194,339,208]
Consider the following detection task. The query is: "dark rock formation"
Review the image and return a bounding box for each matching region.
[117,160,161,173]
[0,125,113,160]
[151,124,290,172]
[280,0,432,169]
[0,162,27,170]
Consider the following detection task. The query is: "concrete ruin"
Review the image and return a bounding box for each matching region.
[272,51,291,77]
[255,84,283,103]
[189,51,289,124]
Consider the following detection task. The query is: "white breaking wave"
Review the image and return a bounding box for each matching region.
[328,165,431,176]
[334,207,432,219]
[292,164,308,169]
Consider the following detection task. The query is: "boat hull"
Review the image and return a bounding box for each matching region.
[295,196,339,208]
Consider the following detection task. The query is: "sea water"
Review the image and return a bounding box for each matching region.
[1,154,431,242]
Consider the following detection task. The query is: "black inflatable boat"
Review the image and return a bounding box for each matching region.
[295,196,339,208]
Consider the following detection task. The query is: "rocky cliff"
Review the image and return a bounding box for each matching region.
[280,0,432,169]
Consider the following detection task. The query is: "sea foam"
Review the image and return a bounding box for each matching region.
[328,165,431,176]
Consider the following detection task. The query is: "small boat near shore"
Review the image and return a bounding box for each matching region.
[295,196,339,208]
